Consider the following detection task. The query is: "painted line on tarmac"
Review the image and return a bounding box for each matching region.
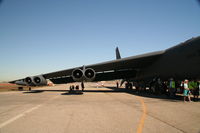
[0,95,59,129]
[136,96,147,133]
[0,104,42,128]
[0,91,20,95]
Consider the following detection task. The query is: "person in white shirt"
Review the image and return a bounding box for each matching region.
[183,79,191,102]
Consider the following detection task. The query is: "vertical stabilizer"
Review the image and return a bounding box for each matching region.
[115,47,121,59]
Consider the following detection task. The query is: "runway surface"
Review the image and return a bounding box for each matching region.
[0,84,199,133]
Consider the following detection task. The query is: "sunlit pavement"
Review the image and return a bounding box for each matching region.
[0,84,199,133]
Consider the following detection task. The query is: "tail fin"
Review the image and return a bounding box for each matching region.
[115,47,121,59]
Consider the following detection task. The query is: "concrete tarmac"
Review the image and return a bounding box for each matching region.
[0,84,199,133]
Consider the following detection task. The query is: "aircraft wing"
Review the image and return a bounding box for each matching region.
[9,36,200,86]
[9,50,165,86]
[45,50,165,84]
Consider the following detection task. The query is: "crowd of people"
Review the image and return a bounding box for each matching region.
[168,78,199,102]
[123,78,200,102]
[69,82,85,94]
[68,79,199,101]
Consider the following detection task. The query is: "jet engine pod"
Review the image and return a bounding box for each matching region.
[33,75,47,86]
[84,68,95,81]
[34,77,41,84]
[25,76,37,86]
[25,77,33,85]
[72,69,84,81]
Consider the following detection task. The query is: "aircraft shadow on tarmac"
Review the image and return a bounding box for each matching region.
[105,87,185,102]
[23,90,44,93]
[83,89,125,93]
[23,90,68,94]
[61,92,83,95]
[22,87,195,102]
[22,87,126,95]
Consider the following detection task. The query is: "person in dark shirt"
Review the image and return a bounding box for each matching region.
[81,82,85,91]
[192,80,199,101]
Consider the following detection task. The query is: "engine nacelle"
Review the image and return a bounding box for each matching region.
[84,68,95,81]
[25,75,47,86]
[72,68,96,82]
[25,77,34,86]
[72,69,84,82]
[33,75,47,86]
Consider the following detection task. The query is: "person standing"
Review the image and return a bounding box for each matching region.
[192,80,199,101]
[116,81,119,88]
[183,79,191,102]
[188,80,194,97]
[81,82,85,91]
[169,78,176,98]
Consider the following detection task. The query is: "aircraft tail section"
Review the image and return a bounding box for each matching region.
[116,47,121,59]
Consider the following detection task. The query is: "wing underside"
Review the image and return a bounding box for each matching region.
[46,50,165,84]
[9,50,164,85]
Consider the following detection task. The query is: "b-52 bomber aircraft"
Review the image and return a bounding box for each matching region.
[10,36,200,91]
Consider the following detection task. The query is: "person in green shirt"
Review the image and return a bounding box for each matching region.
[169,78,176,98]
[192,80,199,101]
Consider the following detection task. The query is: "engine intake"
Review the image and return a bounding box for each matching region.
[72,69,84,81]
[72,68,96,82]
[34,77,41,84]
[33,75,47,86]
[25,77,32,84]
[84,68,95,81]
[25,75,47,86]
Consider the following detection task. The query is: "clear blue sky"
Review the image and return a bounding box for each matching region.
[0,0,200,82]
